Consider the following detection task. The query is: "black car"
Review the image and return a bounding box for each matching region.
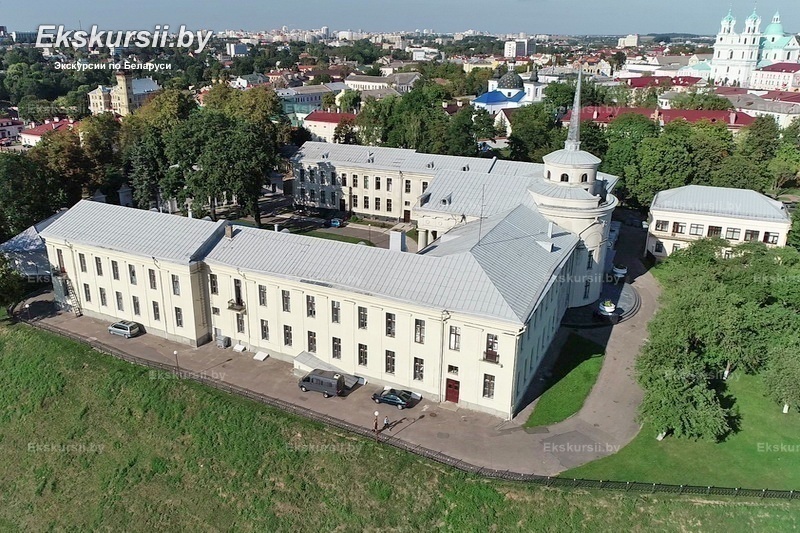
[372,388,416,410]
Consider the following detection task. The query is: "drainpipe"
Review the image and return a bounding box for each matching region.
[439,309,450,403]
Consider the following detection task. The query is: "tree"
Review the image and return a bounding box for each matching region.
[128,124,169,209]
[788,209,800,252]
[0,253,26,307]
[27,129,92,204]
[322,92,337,111]
[578,120,608,159]
[738,115,781,164]
[333,117,359,145]
[763,342,800,413]
[338,89,362,113]
[671,90,734,111]
[0,153,65,242]
[444,106,478,157]
[508,103,559,162]
[768,142,800,191]
[710,153,770,192]
[688,120,734,185]
[628,120,694,206]
[80,113,122,190]
[601,113,659,196]
[472,107,498,141]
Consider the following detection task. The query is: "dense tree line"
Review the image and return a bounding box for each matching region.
[637,239,800,441]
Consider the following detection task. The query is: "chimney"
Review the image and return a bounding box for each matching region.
[442,101,448,108]
[225,224,234,239]
[592,109,599,119]
[547,221,554,238]
[457,100,463,107]
[729,111,737,124]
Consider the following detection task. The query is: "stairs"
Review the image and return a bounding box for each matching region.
[63,277,82,317]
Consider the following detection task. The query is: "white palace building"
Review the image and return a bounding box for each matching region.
[41,74,619,420]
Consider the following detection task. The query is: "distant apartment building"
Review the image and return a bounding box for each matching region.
[617,34,639,48]
[88,70,161,116]
[0,118,23,140]
[646,185,792,259]
[226,42,248,57]
[20,118,80,147]
[344,73,421,94]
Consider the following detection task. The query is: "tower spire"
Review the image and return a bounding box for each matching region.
[565,68,582,151]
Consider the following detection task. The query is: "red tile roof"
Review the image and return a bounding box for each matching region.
[624,76,673,89]
[759,91,800,103]
[758,62,800,73]
[562,106,754,128]
[21,120,79,138]
[304,111,357,124]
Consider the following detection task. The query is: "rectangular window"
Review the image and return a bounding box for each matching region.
[283,325,293,346]
[744,230,760,242]
[79,253,87,272]
[583,280,591,299]
[83,283,91,302]
[212,307,220,315]
[654,241,665,253]
[364,177,369,189]
[586,250,594,270]
[385,312,396,337]
[236,313,245,333]
[332,337,342,359]
[422,181,428,193]
[485,334,499,363]
[298,168,305,182]
[672,244,681,253]
[358,343,368,366]
[260,319,269,340]
[404,180,411,193]
[689,223,704,236]
[149,269,157,290]
[307,331,317,353]
[111,260,119,280]
[152,301,160,321]
[375,177,381,190]
[358,306,367,329]
[353,175,358,188]
[320,191,326,204]
[483,374,495,399]
[672,222,686,234]
[306,295,316,317]
[175,307,183,327]
[171,274,180,296]
[725,227,741,240]
[448,365,459,375]
[129,264,137,285]
[364,196,369,210]
[414,319,425,344]
[257,284,266,306]
[99,287,107,307]
[385,350,395,374]
[764,232,779,244]
[386,199,393,212]
[95,257,103,276]
[115,291,123,311]
[412,357,424,381]
[132,296,140,316]
[331,301,340,323]
[282,290,291,312]
[341,173,347,187]
[375,198,381,211]
[352,195,358,208]
[210,274,219,295]
[309,190,316,202]
[707,226,722,238]
[386,177,393,192]
[655,220,669,232]
[449,326,461,351]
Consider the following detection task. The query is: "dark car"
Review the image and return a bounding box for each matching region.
[372,388,416,410]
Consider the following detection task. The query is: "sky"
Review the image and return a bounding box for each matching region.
[2,0,798,36]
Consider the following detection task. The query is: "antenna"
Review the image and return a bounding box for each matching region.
[477,184,486,244]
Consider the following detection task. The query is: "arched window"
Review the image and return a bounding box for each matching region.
[581,173,588,183]
[560,173,569,182]
[546,170,551,179]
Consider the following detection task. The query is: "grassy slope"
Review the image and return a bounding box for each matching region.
[0,320,797,531]
[526,334,605,427]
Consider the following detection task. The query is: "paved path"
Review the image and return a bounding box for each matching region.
[15,227,659,476]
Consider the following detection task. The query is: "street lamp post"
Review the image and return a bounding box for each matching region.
[368,224,372,245]
[173,350,180,376]
[24,303,30,320]
[373,410,380,442]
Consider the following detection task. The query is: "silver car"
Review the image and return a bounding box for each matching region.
[108,320,142,338]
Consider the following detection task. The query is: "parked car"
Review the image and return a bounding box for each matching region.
[298,369,345,398]
[372,388,417,410]
[108,320,142,338]
[329,218,342,228]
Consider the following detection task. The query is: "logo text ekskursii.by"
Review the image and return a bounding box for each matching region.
[35,25,214,54]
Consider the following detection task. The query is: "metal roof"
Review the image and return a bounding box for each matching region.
[40,200,226,264]
[204,206,574,324]
[650,185,791,223]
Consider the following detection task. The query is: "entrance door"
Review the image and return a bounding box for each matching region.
[403,210,411,223]
[339,198,346,211]
[445,379,460,403]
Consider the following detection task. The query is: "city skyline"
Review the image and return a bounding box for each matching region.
[3,0,798,36]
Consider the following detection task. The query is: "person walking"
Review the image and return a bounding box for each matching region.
[383,415,390,431]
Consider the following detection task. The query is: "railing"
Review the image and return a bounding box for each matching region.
[483,350,499,364]
[227,299,246,312]
[10,312,800,501]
